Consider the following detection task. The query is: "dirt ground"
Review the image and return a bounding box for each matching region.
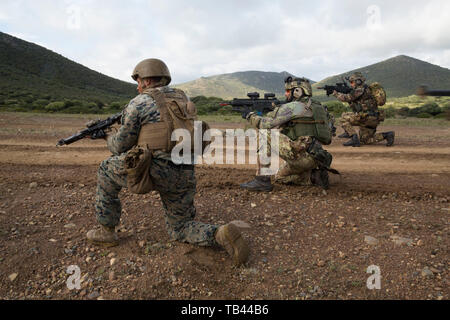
[0,112,448,300]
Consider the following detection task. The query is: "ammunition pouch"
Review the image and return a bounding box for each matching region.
[307,139,339,175]
[124,146,154,194]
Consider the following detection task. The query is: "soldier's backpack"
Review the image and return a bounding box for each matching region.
[369,82,386,106]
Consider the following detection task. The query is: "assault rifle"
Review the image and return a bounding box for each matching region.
[56,112,122,146]
[220,92,285,116]
[318,77,352,96]
[416,85,450,97]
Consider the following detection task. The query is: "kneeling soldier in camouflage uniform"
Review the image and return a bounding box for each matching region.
[333,72,394,147]
[86,59,249,266]
[240,77,335,192]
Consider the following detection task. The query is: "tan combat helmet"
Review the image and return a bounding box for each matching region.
[131,58,171,86]
[348,72,366,85]
[284,76,312,98]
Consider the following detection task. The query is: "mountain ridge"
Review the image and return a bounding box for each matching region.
[0,31,136,103]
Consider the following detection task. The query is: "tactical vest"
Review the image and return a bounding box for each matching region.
[137,87,206,152]
[281,98,332,145]
[351,85,378,113]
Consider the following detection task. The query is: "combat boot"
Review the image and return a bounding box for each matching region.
[338,132,350,139]
[215,223,250,266]
[382,131,395,147]
[240,176,273,192]
[86,225,119,247]
[310,168,329,190]
[343,134,361,147]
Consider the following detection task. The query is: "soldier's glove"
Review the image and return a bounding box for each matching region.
[90,129,107,140]
[243,111,256,120]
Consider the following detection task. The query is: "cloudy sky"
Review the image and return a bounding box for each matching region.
[1,0,449,84]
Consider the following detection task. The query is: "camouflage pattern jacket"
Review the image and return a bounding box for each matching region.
[248,97,314,131]
[333,85,378,114]
[106,88,172,161]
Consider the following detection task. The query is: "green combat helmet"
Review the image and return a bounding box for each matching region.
[348,72,366,85]
[284,76,312,98]
[131,58,172,86]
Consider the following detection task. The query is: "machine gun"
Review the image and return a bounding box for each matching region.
[416,85,450,97]
[56,112,122,146]
[220,92,285,116]
[318,77,352,96]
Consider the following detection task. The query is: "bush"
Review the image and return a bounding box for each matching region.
[417,112,432,118]
[398,107,410,117]
[5,99,19,105]
[192,96,226,115]
[32,99,50,108]
[384,106,397,118]
[108,102,123,112]
[323,101,349,116]
[45,101,66,112]
[419,102,442,116]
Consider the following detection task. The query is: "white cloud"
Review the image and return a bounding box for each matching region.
[0,0,449,84]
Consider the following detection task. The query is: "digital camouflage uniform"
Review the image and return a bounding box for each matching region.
[247,97,324,185]
[334,85,385,144]
[95,90,218,246]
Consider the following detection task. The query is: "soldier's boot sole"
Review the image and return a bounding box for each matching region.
[216,224,250,266]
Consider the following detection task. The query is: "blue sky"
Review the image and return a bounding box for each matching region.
[1,0,449,84]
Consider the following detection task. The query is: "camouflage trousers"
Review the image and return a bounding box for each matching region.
[258,131,318,185]
[340,112,384,144]
[95,154,218,246]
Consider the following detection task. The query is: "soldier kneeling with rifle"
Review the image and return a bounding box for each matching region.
[330,72,394,147]
[240,77,337,192]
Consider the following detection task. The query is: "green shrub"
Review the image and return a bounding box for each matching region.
[45,101,66,112]
[384,106,397,118]
[5,99,19,105]
[323,101,349,116]
[417,112,432,118]
[398,106,410,117]
[32,99,50,108]
[419,102,442,116]
[108,102,123,112]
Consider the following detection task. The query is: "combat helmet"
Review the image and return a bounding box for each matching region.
[284,76,312,98]
[348,72,366,85]
[131,58,171,86]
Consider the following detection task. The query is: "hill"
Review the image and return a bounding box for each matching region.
[0,31,136,108]
[312,55,450,100]
[174,71,310,99]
